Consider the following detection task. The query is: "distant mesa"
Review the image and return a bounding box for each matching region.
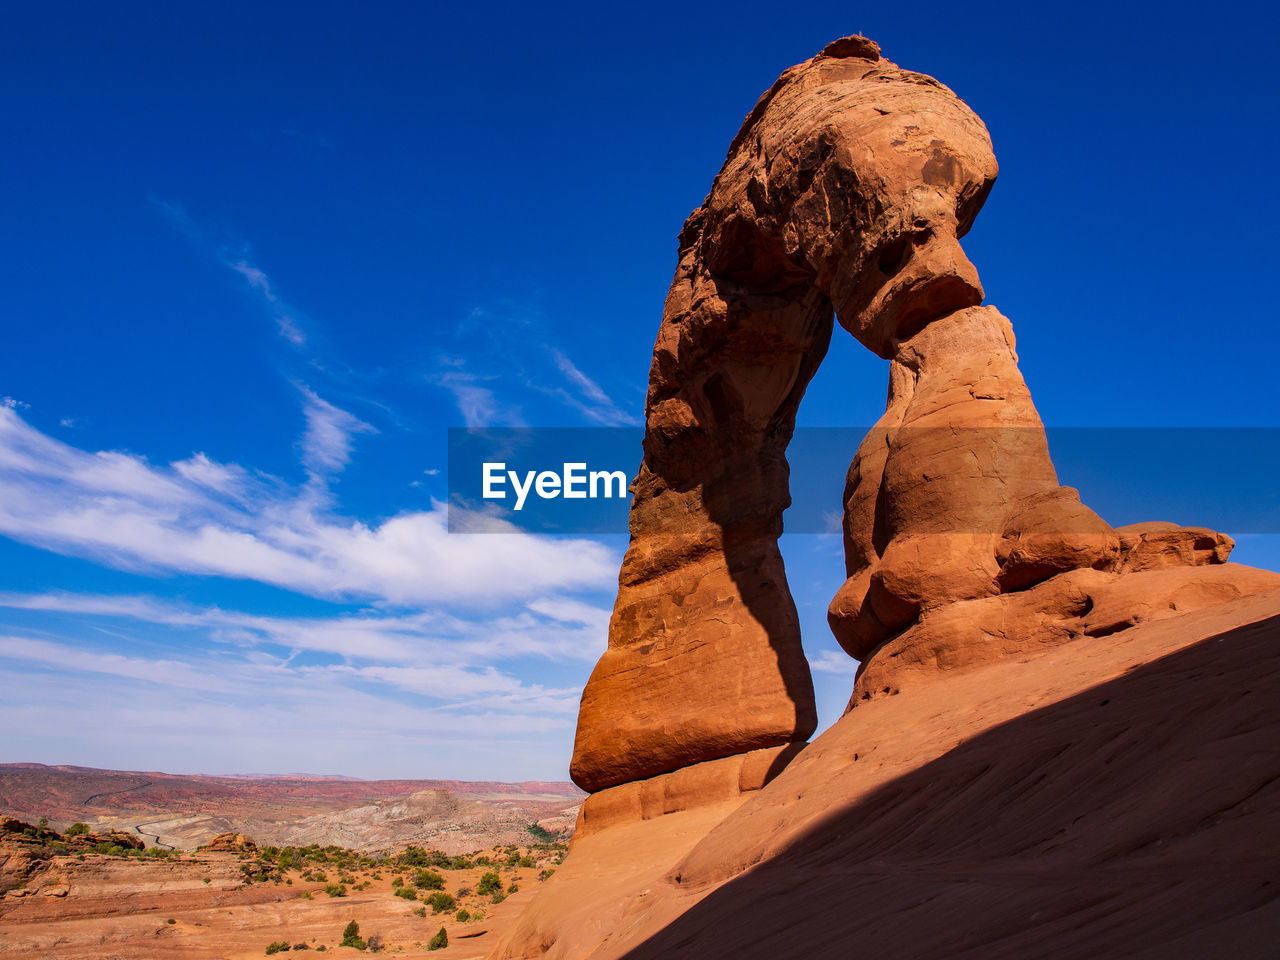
[494,34,1280,959]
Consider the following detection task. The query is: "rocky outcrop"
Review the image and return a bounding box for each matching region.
[503,31,1280,960]
[573,30,1270,802]
[572,32,1001,794]
[198,832,258,854]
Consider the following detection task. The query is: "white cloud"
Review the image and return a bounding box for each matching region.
[434,369,526,428]
[153,199,308,348]
[0,637,583,778]
[0,403,618,605]
[298,385,376,479]
[809,648,856,674]
[0,590,610,666]
[547,349,640,426]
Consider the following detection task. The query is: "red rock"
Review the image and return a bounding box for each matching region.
[572,28,1000,793]
[198,832,258,853]
[496,33,1280,960]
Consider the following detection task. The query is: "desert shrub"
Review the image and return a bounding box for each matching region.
[366,934,383,952]
[425,892,456,914]
[491,891,506,904]
[476,872,501,896]
[412,869,444,890]
[455,908,471,922]
[391,875,404,888]
[340,920,365,950]
[455,886,473,897]
[538,868,555,881]
[264,941,291,955]
[507,881,519,894]
[428,927,448,951]
[323,883,347,898]
[526,824,557,843]
[291,945,310,951]
[394,886,418,900]
[64,822,90,836]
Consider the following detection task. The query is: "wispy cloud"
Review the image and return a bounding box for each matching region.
[547,348,641,426]
[298,385,376,480]
[0,401,617,606]
[0,590,609,666]
[433,367,527,428]
[0,630,585,777]
[229,260,307,346]
[153,198,309,348]
[431,304,640,428]
[809,649,856,674]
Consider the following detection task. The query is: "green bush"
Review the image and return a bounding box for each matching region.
[323,883,347,898]
[425,891,456,914]
[65,822,90,836]
[412,869,445,890]
[340,920,366,950]
[264,941,291,955]
[455,908,471,922]
[394,886,418,900]
[477,871,501,896]
[428,927,448,951]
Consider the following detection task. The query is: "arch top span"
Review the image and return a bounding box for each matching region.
[570,37,1003,793]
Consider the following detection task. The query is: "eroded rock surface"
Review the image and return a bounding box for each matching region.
[550,28,1280,948]
[503,32,1280,960]
[572,33,1001,794]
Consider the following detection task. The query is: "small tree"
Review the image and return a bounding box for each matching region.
[340,920,366,950]
[65,822,90,836]
[477,871,501,896]
[428,927,448,951]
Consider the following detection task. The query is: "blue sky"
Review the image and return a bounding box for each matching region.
[1,0,1277,780]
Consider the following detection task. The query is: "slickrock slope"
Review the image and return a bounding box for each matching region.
[535,592,1280,959]
[496,33,1280,960]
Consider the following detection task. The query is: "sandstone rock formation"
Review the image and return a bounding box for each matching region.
[572,33,1001,794]
[504,32,1280,960]
[198,832,258,854]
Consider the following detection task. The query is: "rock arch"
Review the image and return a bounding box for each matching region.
[568,36,1223,800]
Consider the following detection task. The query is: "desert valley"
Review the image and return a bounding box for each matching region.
[0,764,581,957]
